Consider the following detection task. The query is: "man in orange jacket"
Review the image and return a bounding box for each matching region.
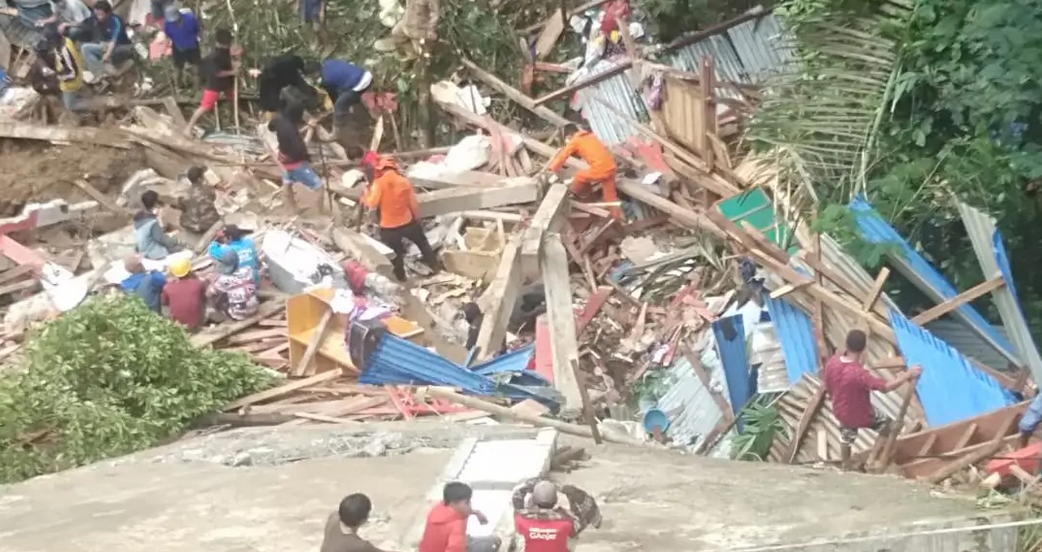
[362,156,441,281]
[547,123,621,220]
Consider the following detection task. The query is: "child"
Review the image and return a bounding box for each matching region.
[183,28,240,135]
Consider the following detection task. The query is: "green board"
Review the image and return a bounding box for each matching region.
[716,188,799,256]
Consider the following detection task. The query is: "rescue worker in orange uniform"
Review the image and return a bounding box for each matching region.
[362,157,442,282]
[547,123,622,220]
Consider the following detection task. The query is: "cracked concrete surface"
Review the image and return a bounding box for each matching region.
[0,421,1008,552]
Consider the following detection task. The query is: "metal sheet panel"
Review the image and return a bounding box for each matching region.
[0,13,41,49]
[361,334,497,394]
[472,344,536,376]
[924,317,1013,371]
[670,34,748,85]
[713,314,752,416]
[888,308,1015,427]
[573,59,648,146]
[764,295,818,384]
[848,196,1019,366]
[725,13,795,82]
[656,356,727,449]
[957,202,1042,385]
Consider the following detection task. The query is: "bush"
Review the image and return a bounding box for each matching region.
[0,294,275,484]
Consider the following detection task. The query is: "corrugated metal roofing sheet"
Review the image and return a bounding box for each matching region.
[770,374,878,463]
[713,314,752,416]
[0,13,42,49]
[848,196,1019,367]
[725,13,794,82]
[361,334,497,393]
[764,295,818,383]
[924,317,1013,371]
[472,344,535,376]
[573,59,648,146]
[957,202,1042,385]
[670,33,748,85]
[887,308,1015,427]
[656,355,727,448]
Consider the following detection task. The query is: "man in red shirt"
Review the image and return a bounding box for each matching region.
[161,257,206,332]
[512,479,580,552]
[823,329,921,468]
[418,482,498,552]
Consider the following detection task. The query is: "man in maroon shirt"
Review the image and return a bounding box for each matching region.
[161,257,207,332]
[823,329,921,468]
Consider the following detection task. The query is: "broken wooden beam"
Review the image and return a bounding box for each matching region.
[541,233,582,412]
[474,237,523,360]
[520,184,570,276]
[862,267,891,312]
[910,276,1005,326]
[0,121,133,148]
[418,179,539,218]
[616,179,724,238]
[461,57,571,128]
[332,227,394,278]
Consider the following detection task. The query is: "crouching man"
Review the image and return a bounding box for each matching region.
[511,479,600,552]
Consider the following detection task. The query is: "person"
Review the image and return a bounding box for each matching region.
[362,156,440,282]
[547,123,621,220]
[134,190,183,260]
[183,28,239,134]
[823,329,922,467]
[511,480,576,552]
[36,0,92,42]
[320,494,394,552]
[254,54,318,119]
[207,249,259,321]
[162,4,202,89]
[297,0,324,31]
[161,257,206,331]
[208,223,259,284]
[80,0,134,79]
[311,59,373,141]
[42,25,88,116]
[29,40,61,122]
[268,100,323,210]
[418,482,498,552]
[147,0,171,26]
[1018,393,1042,448]
[175,166,221,234]
[120,254,166,313]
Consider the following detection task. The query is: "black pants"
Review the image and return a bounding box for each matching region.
[380,220,438,281]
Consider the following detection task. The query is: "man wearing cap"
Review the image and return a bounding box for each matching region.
[162,257,206,331]
[162,4,202,89]
[208,223,259,284]
[175,166,221,234]
[120,254,167,314]
[207,250,259,321]
[134,190,183,260]
[511,479,599,552]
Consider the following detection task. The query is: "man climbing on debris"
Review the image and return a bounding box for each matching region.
[252,54,319,120]
[80,0,135,81]
[162,4,202,89]
[511,478,601,552]
[36,0,92,42]
[174,166,221,234]
[134,190,184,260]
[29,40,62,122]
[207,249,259,321]
[419,482,497,552]
[268,99,324,211]
[823,329,922,468]
[547,123,622,220]
[161,257,206,331]
[184,27,240,135]
[208,223,260,284]
[310,58,373,146]
[362,155,441,282]
[320,493,396,552]
[120,254,167,313]
[41,25,89,118]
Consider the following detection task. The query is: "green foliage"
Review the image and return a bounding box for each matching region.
[641,0,763,43]
[0,295,274,484]
[731,396,786,461]
[630,368,675,405]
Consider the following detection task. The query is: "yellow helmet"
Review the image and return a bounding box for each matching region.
[170,258,192,278]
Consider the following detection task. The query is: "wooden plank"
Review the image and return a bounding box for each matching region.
[162,96,188,127]
[291,309,334,377]
[0,278,37,297]
[474,237,523,360]
[910,276,1005,326]
[916,433,938,457]
[192,301,284,348]
[785,384,827,463]
[0,264,35,286]
[225,328,287,345]
[571,359,603,444]
[332,227,394,278]
[223,370,341,411]
[682,344,733,422]
[0,121,133,149]
[871,374,919,472]
[521,184,571,274]
[418,181,540,218]
[952,423,978,451]
[461,58,570,127]
[769,281,811,300]
[816,429,829,461]
[862,267,891,312]
[541,234,582,411]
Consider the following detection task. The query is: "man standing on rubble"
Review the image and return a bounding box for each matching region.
[29,39,61,122]
[419,482,497,552]
[162,4,202,89]
[823,329,922,468]
[252,54,319,120]
[174,166,221,235]
[310,58,373,146]
[38,26,89,118]
[547,123,621,220]
[80,1,135,80]
[207,249,259,321]
[267,99,324,211]
[362,156,441,282]
[184,28,240,135]
[208,224,259,284]
[135,190,184,260]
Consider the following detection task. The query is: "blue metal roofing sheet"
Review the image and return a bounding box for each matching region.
[764,295,817,384]
[887,308,1015,426]
[712,314,753,416]
[848,196,1017,359]
[361,334,497,393]
[472,344,535,376]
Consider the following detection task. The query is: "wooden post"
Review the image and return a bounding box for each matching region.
[871,373,919,473]
[571,359,603,444]
[291,309,333,377]
[699,56,716,170]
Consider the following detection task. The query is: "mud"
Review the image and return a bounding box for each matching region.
[0,140,149,217]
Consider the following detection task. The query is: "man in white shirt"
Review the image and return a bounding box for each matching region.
[36,0,93,42]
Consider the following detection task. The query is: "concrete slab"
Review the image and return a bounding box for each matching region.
[0,423,1023,552]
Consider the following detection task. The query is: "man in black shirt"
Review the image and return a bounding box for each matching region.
[268,100,323,212]
[184,28,240,134]
[253,54,319,119]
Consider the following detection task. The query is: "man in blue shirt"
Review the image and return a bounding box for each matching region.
[120,254,167,313]
[208,224,260,284]
[310,59,372,144]
[1019,393,1042,448]
[79,0,133,79]
[162,5,201,88]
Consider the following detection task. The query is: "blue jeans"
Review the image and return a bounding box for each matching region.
[283,162,323,190]
[80,43,135,76]
[62,90,87,113]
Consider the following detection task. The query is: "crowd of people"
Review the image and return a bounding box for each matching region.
[320,479,600,552]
